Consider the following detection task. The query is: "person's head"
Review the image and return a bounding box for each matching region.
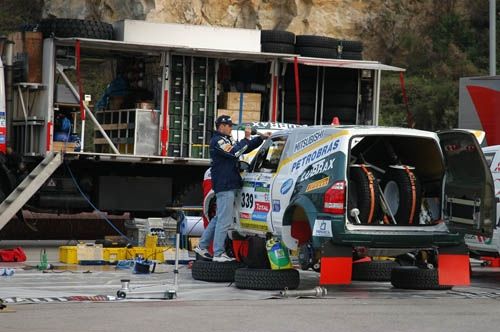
[215,115,234,136]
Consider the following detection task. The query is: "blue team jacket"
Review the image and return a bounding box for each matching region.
[210,131,263,193]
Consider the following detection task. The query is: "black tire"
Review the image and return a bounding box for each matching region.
[296,35,338,49]
[191,260,244,282]
[348,166,383,224]
[296,46,338,59]
[261,42,296,54]
[391,266,453,290]
[338,40,363,52]
[261,30,295,44]
[352,260,399,281]
[39,18,114,40]
[381,167,422,225]
[340,51,363,60]
[234,268,300,290]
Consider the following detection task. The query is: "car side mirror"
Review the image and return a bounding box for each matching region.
[238,160,250,172]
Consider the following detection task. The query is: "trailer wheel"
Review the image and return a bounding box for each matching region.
[295,46,338,59]
[391,266,452,290]
[382,167,422,225]
[352,260,399,281]
[295,35,338,49]
[191,260,243,283]
[261,42,296,54]
[261,30,295,44]
[234,268,300,290]
[348,166,382,224]
[39,18,113,40]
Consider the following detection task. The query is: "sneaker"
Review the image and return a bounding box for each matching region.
[194,246,212,260]
[212,253,236,262]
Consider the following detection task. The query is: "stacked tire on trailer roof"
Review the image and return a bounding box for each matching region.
[337,40,363,60]
[295,35,338,58]
[260,30,296,54]
[39,18,114,40]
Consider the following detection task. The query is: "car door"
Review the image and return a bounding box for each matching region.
[237,136,288,234]
[438,130,496,236]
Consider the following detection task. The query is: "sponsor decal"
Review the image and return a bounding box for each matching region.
[247,122,303,130]
[291,139,340,172]
[0,119,5,127]
[294,129,325,153]
[280,178,294,195]
[0,135,5,144]
[240,219,269,231]
[305,177,330,192]
[272,200,281,212]
[312,219,333,237]
[298,156,336,182]
[252,211,268,222]
[240,212,251,219]
[255,201,270,212]
[243,181,254,188]
[255,181,270,192]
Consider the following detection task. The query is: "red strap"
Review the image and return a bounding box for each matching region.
[403,166,417,224]
[293,56,301,124]
[75,40,85,121]
[360,164,375,224]
[160,90,169,156]
[399,72,413,128]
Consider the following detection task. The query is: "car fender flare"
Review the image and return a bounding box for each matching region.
[282,195,318,250]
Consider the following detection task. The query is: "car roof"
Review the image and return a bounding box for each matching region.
[271,125,439,140]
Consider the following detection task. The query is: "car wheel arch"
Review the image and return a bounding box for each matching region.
[282,196,318,250]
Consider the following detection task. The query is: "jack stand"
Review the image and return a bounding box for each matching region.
[480,256,500,267]
[115,210,184,300]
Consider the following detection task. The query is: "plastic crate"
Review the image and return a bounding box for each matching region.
[59,246,78,264]
[103,248,126,263]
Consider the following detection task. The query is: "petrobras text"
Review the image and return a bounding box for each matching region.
[293,129,325,153]
[291,139,340,172]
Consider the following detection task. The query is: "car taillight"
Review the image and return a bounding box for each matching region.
[323,180,346,214]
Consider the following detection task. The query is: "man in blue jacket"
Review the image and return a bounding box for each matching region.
[195,115,268,262]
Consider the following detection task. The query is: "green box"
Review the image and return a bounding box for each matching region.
[191,102,215,117]
[169,129,189,144]
[170,114,189,130]
[191,144,210,159]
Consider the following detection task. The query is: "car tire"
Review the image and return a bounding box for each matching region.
[261,42,296,54]
[348,166,383,224]
[352,260,399,281]
[234,268,300,290]
[391,266,453,290]
[295,46,338,59]
[339,51,363,60]
[191,260,244,282]
[39,18,114,40]
[296,35,338,49]
[261,30,295,44]
[381,167,422,225]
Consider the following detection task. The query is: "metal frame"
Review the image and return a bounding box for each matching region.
[372,70,381,126]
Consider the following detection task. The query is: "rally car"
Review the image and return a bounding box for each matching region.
[204,125,496,286]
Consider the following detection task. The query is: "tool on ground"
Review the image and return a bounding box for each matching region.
[115,209,183,300]
[37,249,51,270]
[279,286,327,298]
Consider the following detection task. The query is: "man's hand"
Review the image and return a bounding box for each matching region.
[259,131,272,139]
[244,125,252,139]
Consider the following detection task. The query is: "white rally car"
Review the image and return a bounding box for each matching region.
[465,145,500,257]
[204,125,496,285]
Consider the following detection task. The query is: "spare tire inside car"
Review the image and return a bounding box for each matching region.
[381,167,422,225]
[348,165,382,224]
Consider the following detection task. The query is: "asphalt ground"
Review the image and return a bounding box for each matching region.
[0,243,499,331]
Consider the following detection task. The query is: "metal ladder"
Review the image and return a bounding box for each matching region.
[0,152,63,232]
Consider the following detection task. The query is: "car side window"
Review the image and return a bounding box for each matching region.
[253,136,287,173]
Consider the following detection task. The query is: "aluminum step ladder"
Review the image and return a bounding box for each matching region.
[0,152,63,231]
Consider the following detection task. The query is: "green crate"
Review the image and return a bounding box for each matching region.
[192,87,215,103]
[169,101,189,115]
[171,56,188,72]
[191,115,214,130]
[170,114,189,130]
[169,129,189,144]
[192,58,214,74]
[168,143,188,157]
[191,102,215,117]
[191,144,210,159]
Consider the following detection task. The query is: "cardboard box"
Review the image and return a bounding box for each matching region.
[218,109,261,123]
[220,92,261,111]
[53,141,77,152]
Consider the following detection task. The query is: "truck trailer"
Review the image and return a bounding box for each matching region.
[0,19,403,235]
